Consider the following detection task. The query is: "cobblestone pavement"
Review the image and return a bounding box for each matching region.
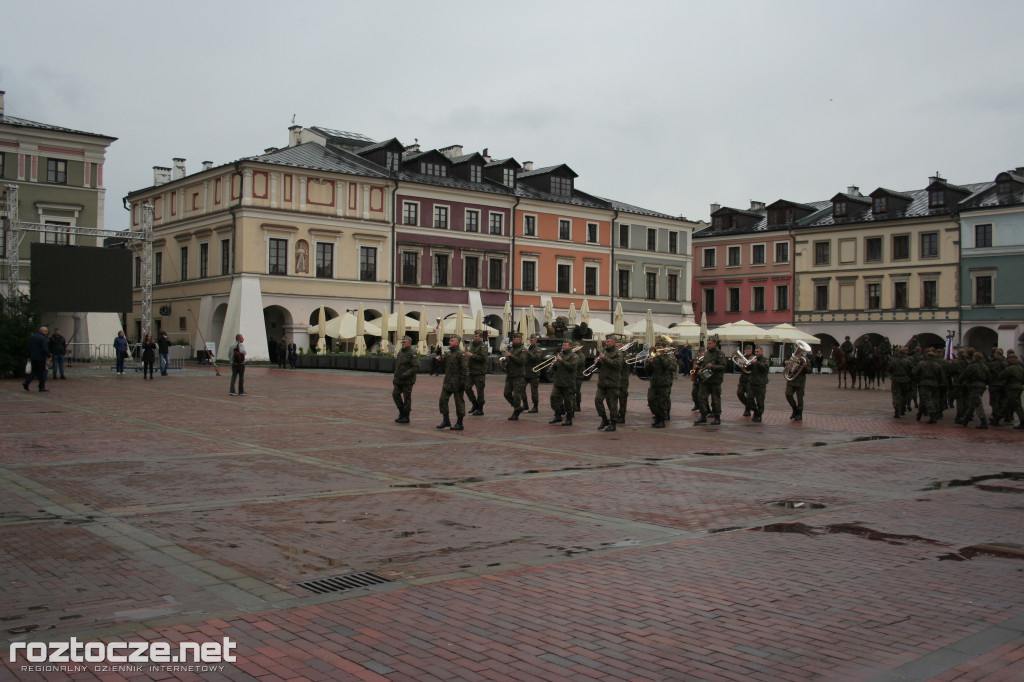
[2,366,1022,681]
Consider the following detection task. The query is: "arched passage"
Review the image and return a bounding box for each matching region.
[964,326,998,357]
[210,303,228,357]
[264,305,294,361]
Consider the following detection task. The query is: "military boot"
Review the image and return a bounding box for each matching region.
[990,415,1001,426]
[597,417,609,430]
[694,413,708,425]
[653,417,665,428]
[711,416,722,425]
[1014,421,1024,430]
[397,413,410,424]
[548,413,563,424]
[793,412,802,422]
[450,417,464,431]
[617,410,626,424]
[436,414,451,429]
[743,408,751,417]
[528,404,539,414]
[976,418,988,430]
[562,414,573,426]
[752,413,762,422]
[604,421,617,432]
[926,413,938,424]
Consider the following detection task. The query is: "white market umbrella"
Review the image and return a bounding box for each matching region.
[568,302,578,327]
[699,311,708,350]
[440,312,497,336]
[613,302,625,336]
[379,307,391,355]
[354,304,367,356]
[713,320,774,342]
[528,305,537,338]
[765,323,819,343]
[667,320,702,345]
[543,299,554,329]
[587,317,616,335]
[322,313,381,340]
[417,306,429,355]
[580,299,591,325]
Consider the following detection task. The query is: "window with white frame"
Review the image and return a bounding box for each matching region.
[402,202,419,226]
[488,258,504,289]
[502,168,515,187]
[464,255,480,288]
[975,224,993,248]
[421,162,447,177]
[489,212,503,235]
[469,165,482,183]
[465,209,480,233]
[587,222,598,244]
[920,232,939,258]
[359,246,376,282]
[551,176,572,196]
[702,247,716,268]
[774,241,789,263]
[973,272,994,305]
[46,159,67,185]
[433,252,450,286]
[667,273,678,301]
[669,232,678,254]
[775,284,789,311]
[199,243,208,278]
[866,282,881,310]
[521,259,537,292]
[727,287,740,312]
[647,229,657,251]
[523,215,536,237]
[558,219,571,241]
[751,243,765,265]
[316,242,334,278]
[618,269,630,298]
[556,263,572,293]
[727,245,741,267]
[401,251,419,285]
[619,224,629,248]
[269,238,287,275]
[433,205,449,229]
[43,220,71,245]
[179,246,188,281]
[814,284,828,311]
[703,288,715,313]
[585,265,599,296]
[752,286,765,311]
[646,272,658,299]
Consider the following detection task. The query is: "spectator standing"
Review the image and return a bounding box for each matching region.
[141,333,157,380]
[288,339,297,368]
[157,331,171,376]
[113,331,129,375]
[24,326,51,392]
[229,333,247,396]
[678,344,693,375]
[48,328,68,380]
[277,335,288,369]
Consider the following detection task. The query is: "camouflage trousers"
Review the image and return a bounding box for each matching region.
[464,374,486,409]
[439,383,466,418]
[504,375,526,410]
[647,384,672,419]
[550,384,574,415]
[595,385,620,421]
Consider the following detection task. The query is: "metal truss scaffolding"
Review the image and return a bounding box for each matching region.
[2,184,152,332]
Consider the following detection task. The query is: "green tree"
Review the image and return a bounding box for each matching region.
[0,294,40,378]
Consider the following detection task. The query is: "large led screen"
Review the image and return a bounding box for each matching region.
[30,242,133,313]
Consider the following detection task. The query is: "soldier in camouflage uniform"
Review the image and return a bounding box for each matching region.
[887,346,911,418]
[574,350,586,414]
[908,346,924,409]
[392,336,419,424]
[946,347,966,417]
[594,335,624,432]
[749,346,769,422]
[784,344,810,421]
[999,350,1024,430]
[548,340,579,427]
[695,336,727,425]
[524,334,543,413]
[437,336,468,431]
[960,352,991,429]
[616,338,631,423]
[987,348,1008,425]
[736,346,754,417]
[464,330,489,416]
[646,339,677,428]
[503,333,528,420]
[912,348,946,424]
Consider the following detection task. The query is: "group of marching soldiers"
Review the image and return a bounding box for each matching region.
[728,339,811,423]
[886,345,1024,429]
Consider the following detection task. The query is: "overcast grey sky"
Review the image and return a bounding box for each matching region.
[3,0,1022,228]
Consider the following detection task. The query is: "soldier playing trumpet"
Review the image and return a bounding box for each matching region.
[464,330,489,416]
[784,342,810,421]
[594,334,625,431]
[749,346,769,422]
[547,340,579,426]
[695,335,726,425]
[647,338,677,428]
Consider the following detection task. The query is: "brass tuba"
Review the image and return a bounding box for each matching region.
[784,340,813,382]
[731,349,754,373]
[690,351,706,381]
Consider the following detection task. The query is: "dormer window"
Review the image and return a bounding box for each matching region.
[997,179,1012,194]
[712,216,724,229]
[873,196,887,213]
[550,176,572,196]
[834,200,847,217]
[385,151,400,172]
[929,189,945,208]
[469,165,482,183]
[421,162,447,177]
[502,168,515,188]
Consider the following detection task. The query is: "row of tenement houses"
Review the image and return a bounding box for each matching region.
[2,90,1022,360]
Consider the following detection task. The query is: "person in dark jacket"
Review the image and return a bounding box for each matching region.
[646,339,677,428]
[48,328,68,379]
[141,333,157,380]
[277,335,288,369]
[912,348,945,424]
[113,330,129,375]
[887,347,911,418]
[547,340,579,426]
[464,331,489,415]
[594,335,624,432]
[524,334,542,413]
[503,334,528,420]
[392,336,418,423]
[987,349,1008,425]
[157,331,172,376]
[999,351,1023,430]
[749,346,770,422]
[24,326,51,392]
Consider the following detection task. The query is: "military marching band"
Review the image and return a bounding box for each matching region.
[389,330,1024,432]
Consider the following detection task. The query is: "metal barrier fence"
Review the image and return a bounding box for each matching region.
[63,343,191,370]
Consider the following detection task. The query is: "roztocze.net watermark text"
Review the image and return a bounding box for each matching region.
[9,637,237,665]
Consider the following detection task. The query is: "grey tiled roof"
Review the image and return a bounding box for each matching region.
[245,143,390,178]
[517,164,576,179]
[958,181,1022,210]
[354,138,400,155]
[593,196,687,221]
[0,113,116,140]
[807,183,991,228]
[872,187,915,201]
[307,127,375,145]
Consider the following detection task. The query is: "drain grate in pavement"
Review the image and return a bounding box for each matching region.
[296,571,392,595]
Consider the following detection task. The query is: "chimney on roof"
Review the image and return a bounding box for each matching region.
[439,145,463,160]
[929,171,944,184]
[0,91,5,118]
[750,200,766,212]
[172,158,186,180]
[847,185,861,196]
[404,142,421,153]
[153,166,172,186]
[523,161,534,171]
[288,124,302,148]
[1015,166,1024,176]
[482,148,490,163]
[202,161,213,171]
[710,203,721,215]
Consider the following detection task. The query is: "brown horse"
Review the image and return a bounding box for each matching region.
[830,346,857,388]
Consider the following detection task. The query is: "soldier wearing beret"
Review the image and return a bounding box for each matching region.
[464,330,489,416]
[503,333,528,420]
